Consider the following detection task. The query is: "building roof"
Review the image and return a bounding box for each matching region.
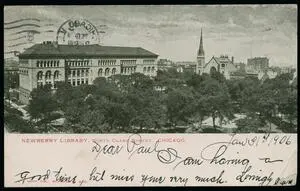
[205,56,235,69]
[19,43,159,59]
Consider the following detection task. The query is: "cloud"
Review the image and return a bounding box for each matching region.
[4,5,297,67]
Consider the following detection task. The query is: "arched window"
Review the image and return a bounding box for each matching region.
[143,67,146,73]
[112,68,116,75]
[45,71,51,80]
[98,68,103,76]
[37,71,43,80]
[105,68,110,76]
[54,71,59,79]
[53,71,59,88]
[210,66,217,75]
[151,67,155,73]
[147,67,151,72]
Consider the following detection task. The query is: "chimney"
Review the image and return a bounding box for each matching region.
[231,56,234,64]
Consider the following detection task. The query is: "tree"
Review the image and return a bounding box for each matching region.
[28,84,58,121]
[200,77,234,130]
[165,86,194,127]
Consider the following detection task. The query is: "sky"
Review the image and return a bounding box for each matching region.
[4,5,297,67]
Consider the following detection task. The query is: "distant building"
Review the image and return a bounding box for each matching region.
[4,58,19,74]
[247,57,269,71]
[204,55,237,79]
[176,61,197,73]
[234,62,246,72]
[280,66,296,74]
[157,59,175,71]
[258,69,278,81]
[229,70,246,80]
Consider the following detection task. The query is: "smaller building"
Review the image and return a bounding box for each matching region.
[157,59,175,71]
[4,58,19,74]
[176,61,197,73]
[258,69,278,81]
[234,62,246,72]
[204,55,237,79]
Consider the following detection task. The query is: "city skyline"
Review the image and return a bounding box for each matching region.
[4,5,297,67]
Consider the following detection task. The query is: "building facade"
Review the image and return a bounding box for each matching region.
[247,57,269,71]
[18,41,158,104]
[204,55,237,79]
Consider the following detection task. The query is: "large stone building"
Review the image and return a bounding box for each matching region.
[18,41,158,104]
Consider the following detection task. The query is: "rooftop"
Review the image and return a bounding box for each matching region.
[19,43,159,59]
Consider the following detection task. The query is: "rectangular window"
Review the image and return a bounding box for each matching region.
[85,79,88,84]
[73,70,76,77]
[81,79,84,84]
[77,79,80,86]
[68,80,71,84]
[72,80,76,86]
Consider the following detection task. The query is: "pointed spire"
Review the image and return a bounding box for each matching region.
[198,28,205,56]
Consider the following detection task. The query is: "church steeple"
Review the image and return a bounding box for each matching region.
[196,28,205,75]
[198,28,205,57]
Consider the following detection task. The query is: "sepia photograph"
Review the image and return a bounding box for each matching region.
[4,5,297,134]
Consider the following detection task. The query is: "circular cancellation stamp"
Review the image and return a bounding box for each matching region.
[56,19,99,45]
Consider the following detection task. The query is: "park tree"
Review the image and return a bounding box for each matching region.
[28,84,58,121]
[165,86,194,127]
[199,77,234,130]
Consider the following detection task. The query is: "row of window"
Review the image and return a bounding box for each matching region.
[98,60,117,66]
[19,69,29,75]
[98,68,117,76]
[67,60,90,67]
[143,60,155,64]
[37,81,60,88]
[143,66,155,73]
[68,78,89,86]
[36,60,60,68]
[37,71,60,80]
[120,60,137,65]
[68,69,89,77]
[121,67,136,74]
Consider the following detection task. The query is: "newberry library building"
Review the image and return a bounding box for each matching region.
[18,41,159,104]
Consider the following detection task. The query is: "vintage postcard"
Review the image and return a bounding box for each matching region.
[4,5,297,187]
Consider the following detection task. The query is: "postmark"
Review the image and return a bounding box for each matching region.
[56,19,99,45]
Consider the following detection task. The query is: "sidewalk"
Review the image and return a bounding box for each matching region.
[4,99,30,120]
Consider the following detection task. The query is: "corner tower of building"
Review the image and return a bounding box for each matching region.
[197,28,205,75]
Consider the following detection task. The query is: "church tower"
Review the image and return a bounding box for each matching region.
[196,29,205,75]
